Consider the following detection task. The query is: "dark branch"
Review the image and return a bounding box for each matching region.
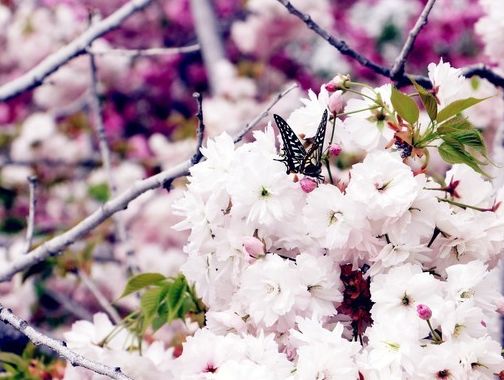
[275,0,504,90]
[191,92,206,165]
[390,0,437,78]
[276,0,390,78]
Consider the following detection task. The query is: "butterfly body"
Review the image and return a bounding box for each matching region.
[273,109,328,181]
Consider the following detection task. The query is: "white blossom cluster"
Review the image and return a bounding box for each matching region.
[167,61,504,379]
[58,61,504,379]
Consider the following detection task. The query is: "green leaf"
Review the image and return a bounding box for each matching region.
[151,315,166,332]
[141,287,164,320]
[436,97,488,123]
[410,78,438,120]
[166,276,187,322]
[391,87,419,124]
[0,353,28,371]
[438,141,489,177]
[88,183,110,203]
[437,116,473,135]
[451,130,486,152]
[119,273,166,299]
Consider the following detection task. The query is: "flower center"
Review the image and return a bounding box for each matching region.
[260,186,270,198]
[375,180,391,192]
[265,281,280,295]
[401,293,411,306]
[328,210,342,225]
[436,369,450,379]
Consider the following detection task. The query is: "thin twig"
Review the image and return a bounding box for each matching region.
[0,0,153,102]
[88,44,200,57]
[390,0,437,78]
[89,49,116,196]
[88,27,130,256]
[0,156,101,168]
[276,0,390,78]
[189,0,226,94]
[233,83,299,143]
[23,176,38,255]
[44,288,94,321]
[0,160,191,283]
[0,304,132,380]
[191,92,205,165]
[275,0,504,90]
[0,85,296,282]
[79,270,121,324]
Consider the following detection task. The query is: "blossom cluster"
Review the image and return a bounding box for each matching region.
[169,60,504,378]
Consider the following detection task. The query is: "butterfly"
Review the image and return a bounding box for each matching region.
[273,109,328,180]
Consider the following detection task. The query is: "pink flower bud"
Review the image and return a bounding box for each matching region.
[328,91,344,114]
[324,74,350,92]
[328,144,342,157]
[325,83,337,92]
[300,177,318,193]
[243,237,265,258]
[416,304,432,320]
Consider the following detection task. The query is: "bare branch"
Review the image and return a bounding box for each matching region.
[0,0,153,102]
[390,0,437,78]
[233,83,299,143]
[191,92,205,165]
[275,0,390,78]
[44,288,94,321]
[189,0,226,94]
[79,270,121,324]
[88,31,130,254]
[0,160,192,283]
[0,155,101,168]
[23,176,38,255]
[275,0,504,90]
[0,304,132,380]
[0,85,296,283]
[460,64,504,89]
[89,50,116,197]
[88,44,200,57]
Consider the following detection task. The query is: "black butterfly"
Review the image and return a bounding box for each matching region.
[273,109,328,180]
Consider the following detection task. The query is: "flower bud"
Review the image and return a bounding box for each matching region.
[325,74,350,92]
[328,91,344,114]
[243,236,265,258]
[416,304,432,320]
[300,177,318,193]
[328,144,342,157]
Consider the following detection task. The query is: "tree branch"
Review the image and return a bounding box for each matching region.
[390,0,437,78]
[275,0,390,78]
[0,86,296,283]
[191,92,205,165]
[233,83,299,143]
[87,44,200,57]
[0,305,132,380]
[43,288,94,321]
[0,160,190,283]
[79,270,121,324]
[88,32,130,252]
[275,0,504,90]
[23,176,38,255]
[0,0,153,102]
[189,0,226,94]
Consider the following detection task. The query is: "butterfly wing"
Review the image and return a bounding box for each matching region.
[273,114,306,174]
[300,109,328,177]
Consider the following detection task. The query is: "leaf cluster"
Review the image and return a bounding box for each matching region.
[390,80,491,176]
[118,273,205,341]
